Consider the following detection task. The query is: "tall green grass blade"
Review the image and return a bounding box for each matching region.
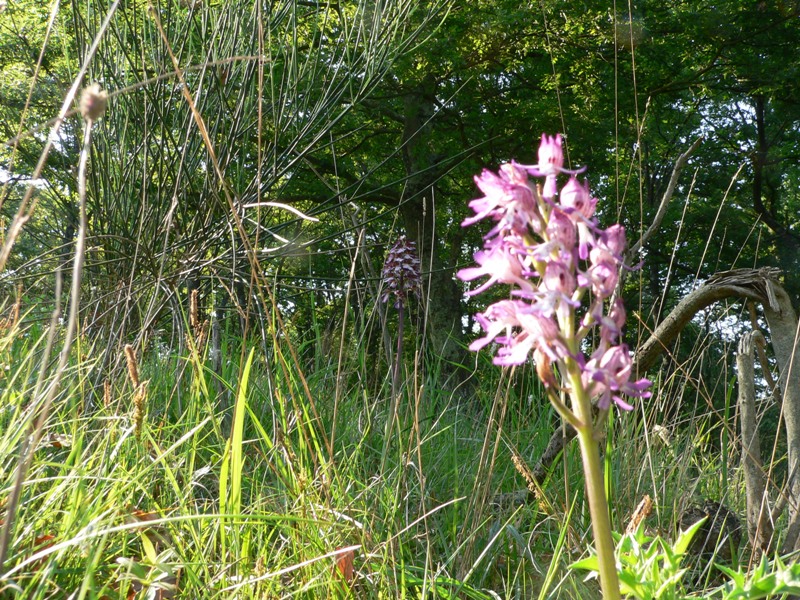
[219,346,254,558]
[539,495,578,600]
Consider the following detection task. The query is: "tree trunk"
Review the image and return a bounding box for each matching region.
[400,76,470,387]
[752,95,800,303]
[737,330,773,553]
[761,285,800,553]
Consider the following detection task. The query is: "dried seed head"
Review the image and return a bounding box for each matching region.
[133,381,148,439]
[124,344,140,388]
[189,288,200,331]
[80,83,108,121]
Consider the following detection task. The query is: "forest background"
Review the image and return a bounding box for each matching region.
[1,0,800,597]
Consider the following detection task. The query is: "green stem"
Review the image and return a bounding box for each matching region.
[575,423,620,599]
[567,362,621,600]
[380,300,404,474]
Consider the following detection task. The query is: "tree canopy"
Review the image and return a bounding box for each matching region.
[2,0,799,385]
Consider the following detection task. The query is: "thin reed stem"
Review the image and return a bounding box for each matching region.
[0,118,94,573]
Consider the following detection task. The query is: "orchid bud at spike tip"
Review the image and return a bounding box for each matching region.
[537,133,563,176]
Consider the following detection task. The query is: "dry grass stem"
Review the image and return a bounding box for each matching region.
[626,495,653,535]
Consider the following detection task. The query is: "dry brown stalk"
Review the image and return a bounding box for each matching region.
[189,288,200,333]
[0,286,22,332]
[133,382,147,438]
[123,344,147,437]
[626,495,653,535]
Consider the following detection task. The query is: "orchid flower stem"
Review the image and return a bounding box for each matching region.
[380,300,404,474]
[568,363,621,600]
[392,302,404,398]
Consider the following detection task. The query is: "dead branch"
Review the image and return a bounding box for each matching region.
[627,137,703,261]
[737,330,773,553]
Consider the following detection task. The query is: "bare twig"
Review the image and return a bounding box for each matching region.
[627,137,703,260]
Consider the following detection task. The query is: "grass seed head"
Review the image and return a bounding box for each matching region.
[133,381,148,438]
[189,288,200,331]
[80,83,108,121]
[124,344,140,388]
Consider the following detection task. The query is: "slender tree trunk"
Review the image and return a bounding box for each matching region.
[752,95,800,303]
[399,76,470,387]
[737,330,774,553]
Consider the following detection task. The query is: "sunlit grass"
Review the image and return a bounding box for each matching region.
[1,295,789,598]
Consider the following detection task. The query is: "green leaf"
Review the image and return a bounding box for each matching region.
[672,517,706,555]
[569,555,600,571]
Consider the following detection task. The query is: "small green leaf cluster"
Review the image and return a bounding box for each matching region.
[573,521,703,600]
[715,555,800,600]
[573,521,800,599]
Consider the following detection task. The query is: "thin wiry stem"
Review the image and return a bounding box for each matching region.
[0,118,93,574]
[0,0,121,274]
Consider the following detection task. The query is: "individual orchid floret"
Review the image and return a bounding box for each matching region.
[493,308,566,367]
[538,133,564,176]
[534,346,557,388]
[463,164,542,235]
[587,297,627,348]
[538,133,564,198]
[381,235,421,308]
[542,260,576,296]
[545,209,577,253]
[560,177,597,220]
[597,224,627,260]
[468,300,523,352]
[516,305,569,361]
[499,161,530,186]
[457,236,534,296]
[523,134,586,180]
[513,287,580,321]
[583,345,651,410]
[586,259,619,299]
[589,226,626,272]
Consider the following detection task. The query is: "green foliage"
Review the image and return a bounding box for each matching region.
[570,521,800,600]
[715,555,800,600]
[572,522,705,600]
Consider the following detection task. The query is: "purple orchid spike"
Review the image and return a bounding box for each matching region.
[459,133,650,408]
[381,235,421,308]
